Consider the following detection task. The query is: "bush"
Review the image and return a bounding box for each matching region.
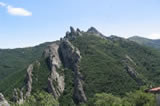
[12,91,59,106]
[87,89,155,106]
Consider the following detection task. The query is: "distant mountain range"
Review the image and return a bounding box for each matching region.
[0,27,160,106]
[129,36,160,49]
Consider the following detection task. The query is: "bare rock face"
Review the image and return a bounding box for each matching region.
[0,93,10,106]
[59,39,87,104]
[44,42,65,99]
[25,64,33,97]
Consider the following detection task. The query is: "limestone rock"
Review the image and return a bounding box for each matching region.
[59,39,87,104]
[12,88,24,104]
[0,93,10,106]
[25,64,33,97]
[70,26,76,35]
[64,26,83,40]
[123,55,144,85]
[44,42,65,99]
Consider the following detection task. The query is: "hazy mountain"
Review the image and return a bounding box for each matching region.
[129,36,160,49]
[0,27,159,106]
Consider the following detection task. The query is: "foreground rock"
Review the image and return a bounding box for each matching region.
[0,93,10,106]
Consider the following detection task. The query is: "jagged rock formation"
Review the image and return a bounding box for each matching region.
[123,55,144,85]
[65,27,83,40]
[25,64,33,97]
[59,39,87,104]
[12,64,34,104]
[0,93,10,106]
[44,42,65,99]
[44,27,87,103]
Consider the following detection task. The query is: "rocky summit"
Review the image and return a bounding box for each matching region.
[0,27,160,106]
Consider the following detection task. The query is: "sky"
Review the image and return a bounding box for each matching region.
[0,0,160,48]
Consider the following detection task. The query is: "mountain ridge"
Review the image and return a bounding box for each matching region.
[0,27,160,106]
[129,36,160,49]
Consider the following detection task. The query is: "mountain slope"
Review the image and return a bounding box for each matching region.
[0,42,53,81]
[0,42,53,97]
[1,27,160,105]
[129,36,160,49]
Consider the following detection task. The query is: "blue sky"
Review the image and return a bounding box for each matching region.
[0,0,160,48]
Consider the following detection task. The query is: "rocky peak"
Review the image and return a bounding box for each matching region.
[107,35,126,42]
[70,26,76,35]
[87,27,99,33]
[87,27,106,39]
[64,26,83,40]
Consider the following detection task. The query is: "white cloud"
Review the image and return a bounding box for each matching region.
[0,2,6,7]
[7,5,32,16]
[0,2,32,16]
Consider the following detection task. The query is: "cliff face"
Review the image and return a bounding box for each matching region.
[44,42,65,99]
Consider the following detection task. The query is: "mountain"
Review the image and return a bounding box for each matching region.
[129,36,160,49]
[0,27,160,106]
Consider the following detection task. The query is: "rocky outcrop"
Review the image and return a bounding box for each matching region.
[0,93,10,106]
[59,39,87,104]
[65,27,83,40]
[44,42,65,99]
[12,88,24,104]
[123,55,144,85]
[12,64,33,104]
[25,64,33,97]
[125,55,136,66]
